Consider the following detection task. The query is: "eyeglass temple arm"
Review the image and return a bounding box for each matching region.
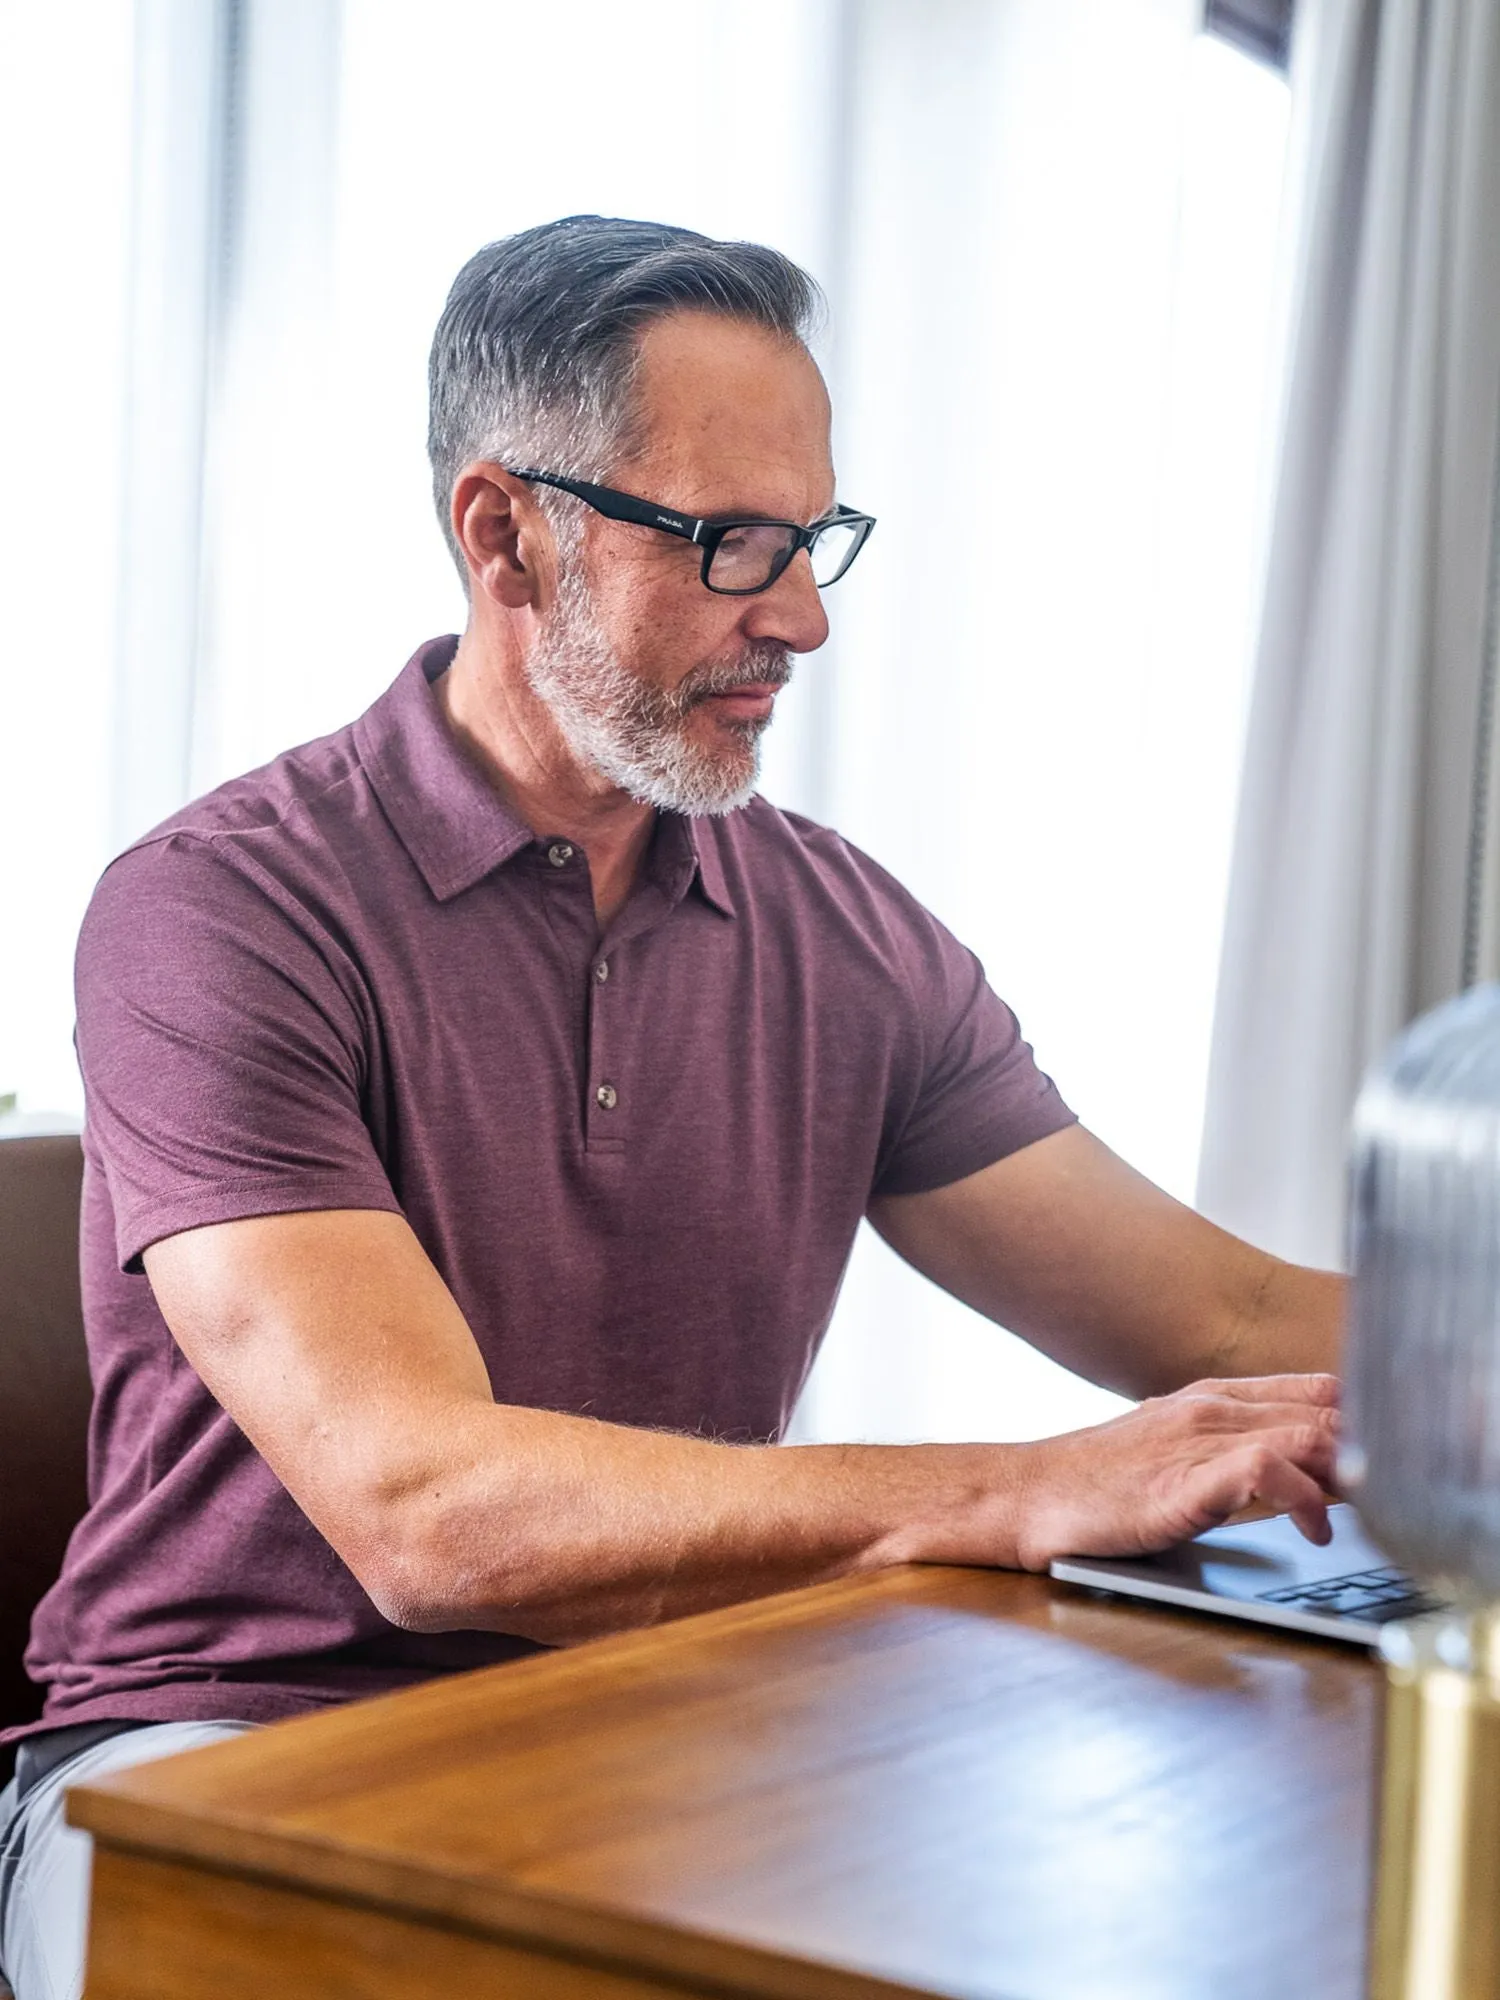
[509,468,874,550]
[505,468,705,543]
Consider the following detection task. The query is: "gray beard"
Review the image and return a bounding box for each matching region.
[523,565,792,817]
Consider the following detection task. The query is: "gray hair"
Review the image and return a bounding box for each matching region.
[427,215,823,581]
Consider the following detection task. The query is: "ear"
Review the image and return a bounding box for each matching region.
[451,464,551,610]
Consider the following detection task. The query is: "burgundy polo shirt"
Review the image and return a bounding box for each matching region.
[20,637,1074,1735]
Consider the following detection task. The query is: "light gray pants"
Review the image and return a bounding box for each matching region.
[0,1721,253,2000]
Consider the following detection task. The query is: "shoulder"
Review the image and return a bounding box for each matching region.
[78,723,376,1013]
[709,795,967,978]
[715,794,924,907]
[88,720,370,917]
[121,719,366,870]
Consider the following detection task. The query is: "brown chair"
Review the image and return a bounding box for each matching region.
[0,1134,92,1736]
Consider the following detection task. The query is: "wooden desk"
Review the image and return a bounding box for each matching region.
[70,1566,1379,2000]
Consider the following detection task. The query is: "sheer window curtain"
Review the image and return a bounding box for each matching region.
[0,1,135,1121]
[5,0,1293,1445]
[785,0,1292,1441]
[1196,0,1500,1271]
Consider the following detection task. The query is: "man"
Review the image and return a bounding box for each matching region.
[0,216,1340,1999]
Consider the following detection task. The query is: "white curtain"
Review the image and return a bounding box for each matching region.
[0,1,136,1118]
[1196,0,1500,1270]
[788,0,1293,1440]
[4,0,1293,1443]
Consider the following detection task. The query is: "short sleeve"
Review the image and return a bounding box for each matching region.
[871,899,1076,1199]
[76,834,403,1271]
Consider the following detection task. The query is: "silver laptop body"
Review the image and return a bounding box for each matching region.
[1049,1502,1446,1645]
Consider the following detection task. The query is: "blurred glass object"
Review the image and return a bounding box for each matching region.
[1345,984,1500,2000]
[1344,984,1500,1599]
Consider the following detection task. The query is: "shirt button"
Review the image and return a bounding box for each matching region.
[594,959,610,983]
[546,841,574,868]
[595,1082,618,1111]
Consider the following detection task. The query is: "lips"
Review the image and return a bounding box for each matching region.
[702,685,780,717]
[683,648,793,719]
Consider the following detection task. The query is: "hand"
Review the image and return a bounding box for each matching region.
[1011,1373,1340,1571]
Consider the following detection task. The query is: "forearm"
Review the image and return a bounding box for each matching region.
[363,1402,1023,1644]
[337,1369,1341,1642]
[1077,1253,1346,1400]
[1203,1258,1345,1385]
[145,1207,1342,1651]
[145,1210,1018,1645]
[870,1132,1347,1401]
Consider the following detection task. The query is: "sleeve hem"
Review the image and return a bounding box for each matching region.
[118,1176,405,1274]
[871,1102,1078,1200]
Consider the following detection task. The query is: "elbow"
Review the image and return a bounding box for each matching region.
[353,1510,609,1647]
[341,1491,503,1634]
[357,1542,495,1634]
[326,1457,593,1643]
[358,1556,454,1634]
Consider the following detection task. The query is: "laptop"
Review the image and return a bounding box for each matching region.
[1049,1502,1448,1645]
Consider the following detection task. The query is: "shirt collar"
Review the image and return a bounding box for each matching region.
[355,637,739,916]
[686,813,736,918]
[355,638,533,903]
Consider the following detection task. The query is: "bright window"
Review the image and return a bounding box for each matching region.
[0,7,1292,1449]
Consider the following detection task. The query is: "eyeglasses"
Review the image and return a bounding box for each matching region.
[505,467,875,595]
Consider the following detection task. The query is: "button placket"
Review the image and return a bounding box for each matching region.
[584,936,625,1151]
[534,836,611,1142]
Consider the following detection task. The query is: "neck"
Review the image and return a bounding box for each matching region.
[439,628,655,927]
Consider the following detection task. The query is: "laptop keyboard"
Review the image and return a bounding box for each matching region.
[1256,1565,1444,1623]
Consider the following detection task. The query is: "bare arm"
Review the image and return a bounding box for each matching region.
[870,1125,1345,1398]
[144,1203,1339,1645]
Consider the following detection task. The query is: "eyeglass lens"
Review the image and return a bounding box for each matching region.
[707,524,799,592]
[706,519,864,592]
[807,518,862,587]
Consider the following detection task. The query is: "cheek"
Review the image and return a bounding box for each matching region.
[605,571,747,685]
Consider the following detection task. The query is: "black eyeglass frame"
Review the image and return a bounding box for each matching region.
[505,467,875,595]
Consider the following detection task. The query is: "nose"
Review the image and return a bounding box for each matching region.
[742,549,830,656]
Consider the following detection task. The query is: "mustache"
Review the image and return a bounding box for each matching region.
[679,646,794,709]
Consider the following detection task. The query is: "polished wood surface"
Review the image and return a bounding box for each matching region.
[71,1566,1379,2000]
[85,1847,686,2000]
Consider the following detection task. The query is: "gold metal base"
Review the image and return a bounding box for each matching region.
[1371,1611,1500,1999]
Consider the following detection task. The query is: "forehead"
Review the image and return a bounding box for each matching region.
[622,310,834,513]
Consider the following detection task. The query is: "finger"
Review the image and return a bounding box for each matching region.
[1188,1372,1340,1408]
[1184,1424,1337,1513]
[1259,1420,1340,1487]
[1176,1393,1341,1439]
[1190,1438,1334,1545]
